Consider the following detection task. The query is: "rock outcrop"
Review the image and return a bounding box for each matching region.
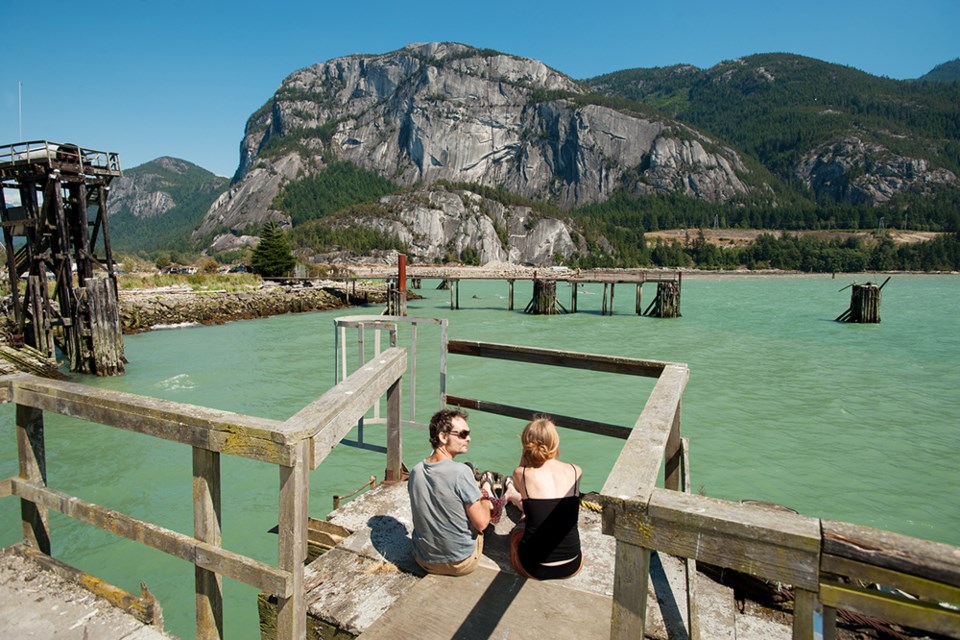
[795,137,959,205]
[196,42,754,242]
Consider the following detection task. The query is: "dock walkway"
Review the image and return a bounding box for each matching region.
[289,481,792,639]
[0,545,173,639]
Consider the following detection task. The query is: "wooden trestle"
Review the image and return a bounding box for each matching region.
[0,141,125,375]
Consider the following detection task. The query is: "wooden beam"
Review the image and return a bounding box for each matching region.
[194,447,223,640]
[9,478,291,597]
[601,364,689,500]
[17,403,49,554]
[8,375,292,464]
[822,519,960,588]
[282,347,406,469]
[820,582,960,638]
[610,540,651,640]
[821,554,960,606]
[445,394,631,439]
[447,340,671,377]
[609,489,821,591]
[276,440,309,639]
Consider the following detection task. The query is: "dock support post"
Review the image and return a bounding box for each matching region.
[571,281,578,313]
[609,282,616,316]
[664,404,681,492]
[385,377,403,482]
[602,283,608,315]
[635,284,642,315]
[792,589,817,639]
[611,540,651,639]
[508,279,514,311]
[277,441,309,640]
[17,404,49,554]
[194,448,223,640]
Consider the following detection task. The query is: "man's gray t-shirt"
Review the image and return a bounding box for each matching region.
[408,459,482,563]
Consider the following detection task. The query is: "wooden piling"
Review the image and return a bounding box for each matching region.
[836,279,886,323]
[524,279,567,315]
[643,282,682,318]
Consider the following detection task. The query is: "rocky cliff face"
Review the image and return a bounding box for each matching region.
[197,42,755,242]
[300,186,586,267]
[794,137,958,205]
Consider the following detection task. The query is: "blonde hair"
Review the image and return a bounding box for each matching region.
[520,416,559,466]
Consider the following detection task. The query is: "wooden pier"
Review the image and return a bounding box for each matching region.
[351,265,683,317]
[0,141,125,375]
[1,319,958,639]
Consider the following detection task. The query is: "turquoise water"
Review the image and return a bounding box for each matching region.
[1,274,958,639]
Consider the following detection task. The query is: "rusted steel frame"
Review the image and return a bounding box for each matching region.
[601,363,689,500]
[445,394,630,439]
[3,374,293,465]
[447,339,671,378]
[10,477,292,597]
[283,347,407,469]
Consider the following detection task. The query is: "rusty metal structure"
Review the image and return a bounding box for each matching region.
[0,140,125,375]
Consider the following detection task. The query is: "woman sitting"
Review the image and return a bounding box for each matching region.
[509,416,583,580]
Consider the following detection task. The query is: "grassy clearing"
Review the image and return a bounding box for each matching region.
[117,273,262,292]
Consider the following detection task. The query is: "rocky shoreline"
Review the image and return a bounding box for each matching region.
[119,282,388,334]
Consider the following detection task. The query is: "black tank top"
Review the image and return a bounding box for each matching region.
[518,464,581,565]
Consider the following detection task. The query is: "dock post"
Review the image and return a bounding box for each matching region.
[609,282,616,316]
[508,279,514,311]
[571,281,578,313]
[836,279,886,323]
[636,284,642,315]
[17,404,50,554]
[611,540,651,639]
[194,448,223,639]
[276,441,310,640]
[602,283,609,315]
[524,279,565,314]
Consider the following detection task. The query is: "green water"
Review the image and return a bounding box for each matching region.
[1,274,958,639]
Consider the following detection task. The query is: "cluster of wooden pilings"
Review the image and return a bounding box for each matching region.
[836,277,888,323]
[524,279,568,314]
[0,141,125,375]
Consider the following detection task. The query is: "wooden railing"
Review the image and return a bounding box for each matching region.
[0,345,406,640]
[447,339,960,639]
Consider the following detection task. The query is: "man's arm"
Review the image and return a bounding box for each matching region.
[465,498,491,532]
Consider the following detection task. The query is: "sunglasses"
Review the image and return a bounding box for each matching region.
[447,429,471,439]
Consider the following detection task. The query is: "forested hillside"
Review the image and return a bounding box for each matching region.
[108,158,229,254]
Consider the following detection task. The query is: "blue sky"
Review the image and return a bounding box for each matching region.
[3,0,957,179]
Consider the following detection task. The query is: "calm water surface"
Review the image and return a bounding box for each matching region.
[1,273,957,639]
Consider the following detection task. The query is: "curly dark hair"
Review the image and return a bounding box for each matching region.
[428,408,468,448]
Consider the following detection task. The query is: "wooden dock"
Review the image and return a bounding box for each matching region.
[350,265,683,316]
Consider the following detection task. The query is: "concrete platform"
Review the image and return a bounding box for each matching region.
[0,545,175,639]
[298,481,792,639]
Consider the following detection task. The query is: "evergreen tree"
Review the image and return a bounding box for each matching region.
[251,221,296,277]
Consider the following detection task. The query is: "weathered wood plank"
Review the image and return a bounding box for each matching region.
[385,378,402,482]
[601,364,689,500]
[820,582,960,638]
[822,554,960,606]
[611,540,651,640]
[281,347,406,469]
[10,542,163,626]
[276,441,309,640]
[447,340,671,377]
[822,519,960,588]
[445,394,631,439]
[194,447,223,640]
[0,477,11,498]
[17,403,49,554]
[792,588,816,640]
[9,375,292,464]
[9,478,291,597]
[610,489,821,591]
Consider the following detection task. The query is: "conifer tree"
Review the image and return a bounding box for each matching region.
[251,220,296,277]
